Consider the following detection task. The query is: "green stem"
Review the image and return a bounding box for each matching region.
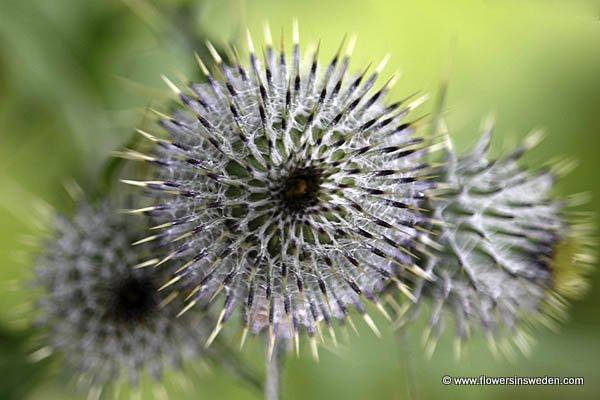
[265,339,287,400]
[397,327,419,400]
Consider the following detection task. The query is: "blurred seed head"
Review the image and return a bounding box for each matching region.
[33,199,208,397]
[409,120,595,358]
[125,22,436,354]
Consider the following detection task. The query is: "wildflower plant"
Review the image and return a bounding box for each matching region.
[32,199,209,399]
[17,12,596,400]
[123,21,437,356]
[407,119,595,358]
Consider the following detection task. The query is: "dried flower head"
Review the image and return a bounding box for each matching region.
[124,21,436,355]
[410,119,595,358]
[33,200,207,398]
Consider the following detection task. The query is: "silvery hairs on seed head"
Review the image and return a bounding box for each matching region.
[123,21,437,356]
[407,119,594,358]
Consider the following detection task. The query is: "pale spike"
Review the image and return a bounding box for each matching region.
[240,326,249,349]
[119,179,153,188]
[246,29,255,54]
[206,41,223,65]
[486,331,500,359]
[395,279,417,303]
[171,230,193,243]
[176,259,197,274]
[194,52,211,76]
[158,275,181,291]
[363,313,381,338]
[158,291,178,309]
[329,326,338,348]
[123,205,164,215]
[346,35,357,57]
[310,336,319,362]
[184,285,200,301]
[176,300,197,317]
[523,128,545,150]
[453,337,462,361]
[149,108,172,120]
[292,18,299,44]
[482,114,496,134]
[375,302,392,321]
[424,336,438,360]
[263,21,273,47]
[29,346,52,363]
[386,74,400,90]
[150,221,175,230]
[63,179,84,202]
[123,205,159,215]
[133,258,159,269]
[346,315,359,336]
[206,309,226,348]
[131,234,159,246]
[154,250,178,268]
[160,74,181,94]
[407,94,430,111]
[136,128,158,142]
[375,53,391,74]
[209,284,225,303]
[426,141,449,155]
[111,150,156,162]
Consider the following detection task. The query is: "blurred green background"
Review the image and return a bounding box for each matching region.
[0,0,599,399]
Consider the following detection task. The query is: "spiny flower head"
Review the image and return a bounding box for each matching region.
[125,22,436,355]
[410,120,595,358]
[33,199,208,397]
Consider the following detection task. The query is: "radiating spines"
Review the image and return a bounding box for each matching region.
[410,121,595,358]
[125,22,437,352]
[32,199,208,397]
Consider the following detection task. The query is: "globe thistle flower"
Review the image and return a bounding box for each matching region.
[409,119,595,358]
[32,199,208,398]
[123,22,436,356]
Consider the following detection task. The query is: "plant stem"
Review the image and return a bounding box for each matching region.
[397,327,419,400]
[265,339,287,400]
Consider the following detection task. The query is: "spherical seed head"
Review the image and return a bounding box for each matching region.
[413,124,595,356]
[132,26,434,345]
[33,200,207,392]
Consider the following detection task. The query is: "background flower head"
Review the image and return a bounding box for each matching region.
[33,199,209,398]
[407,119,595,358]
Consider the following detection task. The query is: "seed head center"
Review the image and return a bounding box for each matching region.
[281,168,322,213]
[109,275,158,324]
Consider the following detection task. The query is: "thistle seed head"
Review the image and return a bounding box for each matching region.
[33,200,207,394]
[127,23,436,349]
[412,122,595,357]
